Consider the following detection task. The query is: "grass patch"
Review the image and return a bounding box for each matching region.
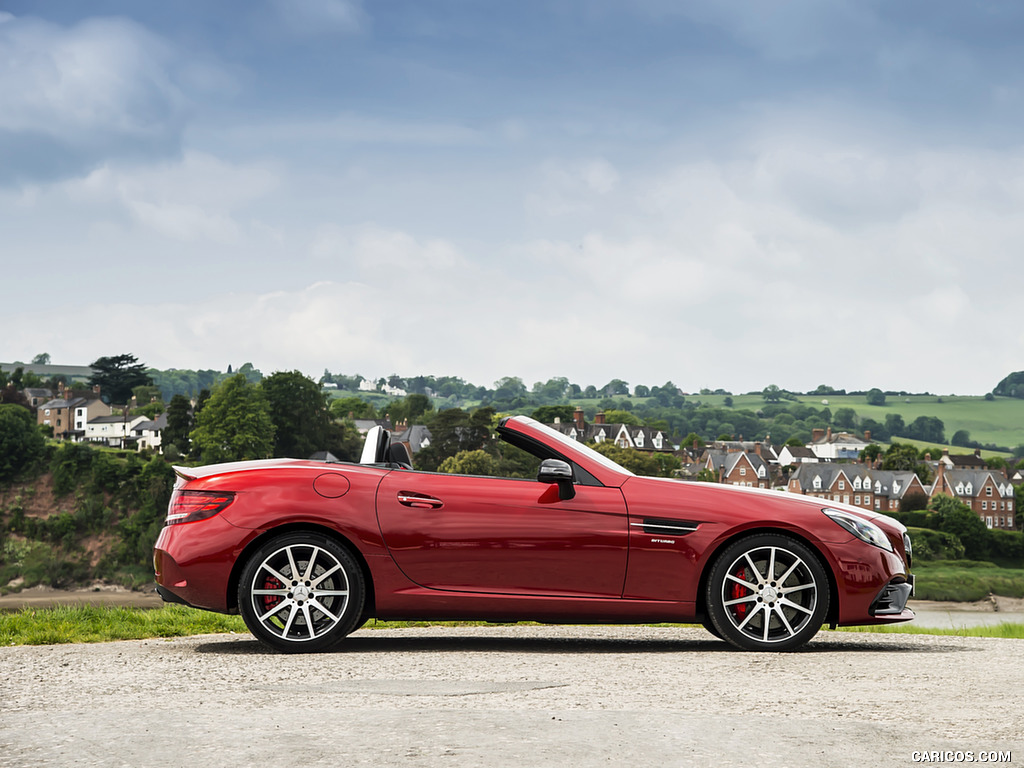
[0,604,246,646]
[831,623,1024,639]
[912,560,1024,602]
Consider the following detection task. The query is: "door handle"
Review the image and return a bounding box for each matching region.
[397,491,444,509]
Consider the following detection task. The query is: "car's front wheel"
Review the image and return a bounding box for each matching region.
[706,533,829,651]
[238,532,365,653]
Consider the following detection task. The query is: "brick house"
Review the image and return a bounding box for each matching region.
[787,464,928,512]
[930,463,1015,529]
[37,386,111,440]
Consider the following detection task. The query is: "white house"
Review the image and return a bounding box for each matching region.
[85,414,149,447]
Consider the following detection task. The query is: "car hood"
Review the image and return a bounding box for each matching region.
[627,475,907,535]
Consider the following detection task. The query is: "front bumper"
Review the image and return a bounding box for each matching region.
[871,576,914,616]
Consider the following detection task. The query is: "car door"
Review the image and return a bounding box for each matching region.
[375,470,628,597]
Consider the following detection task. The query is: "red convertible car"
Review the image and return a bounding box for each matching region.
[154,415,914,652]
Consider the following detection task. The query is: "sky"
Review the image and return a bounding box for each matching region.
[2,0,1022,396]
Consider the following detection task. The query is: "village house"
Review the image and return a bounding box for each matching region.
[36,385,111,440]
[787,461,1015,529]
[787,463,928,513]
[702,449,772,488]
[85,414,149,447]
[777,444,818,466]
[133,413,168,452]
[548,408,673,453]
[807,427,871,461]
[931,463,1015,530]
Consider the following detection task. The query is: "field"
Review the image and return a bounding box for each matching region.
[679,393,1024,453]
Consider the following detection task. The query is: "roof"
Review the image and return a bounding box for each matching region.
[39,397,88,409]
[810,431,869,446]
[133,413,168,432]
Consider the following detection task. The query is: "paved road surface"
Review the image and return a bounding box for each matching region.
[1,625,1020,768]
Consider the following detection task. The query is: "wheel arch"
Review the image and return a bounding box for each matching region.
[227,522,376,618]
[694,526,840,627]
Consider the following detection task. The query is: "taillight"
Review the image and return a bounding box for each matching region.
[166,489,235,525]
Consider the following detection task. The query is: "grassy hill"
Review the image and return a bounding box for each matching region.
[674,393,1024,454]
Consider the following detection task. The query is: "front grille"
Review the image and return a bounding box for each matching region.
[870,579,913,615]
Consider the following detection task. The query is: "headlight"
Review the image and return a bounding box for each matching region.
[823,508,893,552]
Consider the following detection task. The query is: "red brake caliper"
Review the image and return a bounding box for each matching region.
[262,576,283,612]
[731,567,748,620]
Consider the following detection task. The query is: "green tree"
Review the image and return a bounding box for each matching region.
[329,396,376,420]
[882,442,922,472]
[865,388,886,406]
[261,371,334,459]
[993,371,1024,399]
[601,379,630,397]
[89,354,153,404]
[885,413,906,438]
[762,384,783,403]
[414,407,494,471]
[190,374,275,464]
[832,408,858,429]
[603,409,641,426]
[531,405,576,424]
[31,353,51,365]
[681,432,706,451]
[929,494,990,560]
[860,443,883,463]
[907,415,945,444]
[587,442,674,477]
[438,449,499,476]
[951,429,972,447]
[163,394,193,454]
[0,404,47,481]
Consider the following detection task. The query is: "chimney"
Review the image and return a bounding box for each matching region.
[925,453,931,461]
[974,448,981,458]
[936,460,945,491]
[942,448,949,456]
[812,428,825,443]
[754,443,762,458]
[574,407,585,431]
[864,430,871,443]
[595,411,606,425]
[826,426,832,441]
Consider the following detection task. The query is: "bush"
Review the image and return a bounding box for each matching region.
[929,495,991,561]
[906,527,965,561]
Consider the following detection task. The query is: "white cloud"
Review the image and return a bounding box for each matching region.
[0,14,188,181]
[54,152,279,243]
[269,0,368,37]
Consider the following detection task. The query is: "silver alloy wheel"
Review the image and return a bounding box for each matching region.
[248,542,351,643]
[719,544,819,645]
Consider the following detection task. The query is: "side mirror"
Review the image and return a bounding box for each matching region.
[538,458,575,501]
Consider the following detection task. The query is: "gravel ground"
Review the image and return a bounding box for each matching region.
[1,625,1020,768]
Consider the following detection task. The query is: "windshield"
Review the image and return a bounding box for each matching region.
[510,416,635,477]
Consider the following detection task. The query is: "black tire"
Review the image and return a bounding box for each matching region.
[238,532,365,653]
[699,616,723,640]
[706,533,829,652]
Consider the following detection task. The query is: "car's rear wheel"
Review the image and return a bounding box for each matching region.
[706,533,829,652]
[238,532,365,653]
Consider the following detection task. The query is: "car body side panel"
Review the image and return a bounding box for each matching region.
[375,470,629,597]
